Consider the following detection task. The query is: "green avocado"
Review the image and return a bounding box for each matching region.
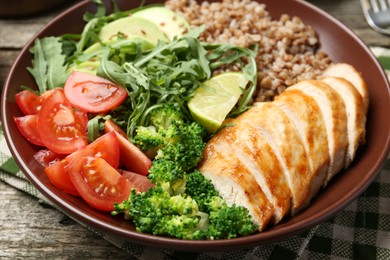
[99,16,169,45]
[132,6,190,41]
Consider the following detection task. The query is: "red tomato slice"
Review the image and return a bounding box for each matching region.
[67,131,120,169]
[34,149,63,168]
[38,89,88,154]
[45,159,80,196]
[43,131,120,196]
[104,119,127,138]
[64,71,128,114]
[120,170,154,192]
[104,119,152,175]
[15,90,42,115]
[68,156,132,211]
[14,115,44,146]
[74,110,88,131]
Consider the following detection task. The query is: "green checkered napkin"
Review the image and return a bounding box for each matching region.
[1,48,389,260]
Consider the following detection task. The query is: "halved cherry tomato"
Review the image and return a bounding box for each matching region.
[104,119,127,138]
[45,132,116,196]
[68,156,132,211]
[74,110,88,131]
[44,131,120,196]
[120,170,154,192]
[15,90,42,115]
[14,115,44,146]
[34,149,63,168]
[67,131,120,169]
[15,89,58,115]
[64,71,128,114]
[104,119,152,175]
[45,159,80,196]
[38,89,88,154]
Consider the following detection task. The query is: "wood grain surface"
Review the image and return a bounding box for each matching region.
[0,0,389,259]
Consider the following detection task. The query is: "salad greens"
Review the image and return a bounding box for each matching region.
[97,26,257,138]
[27,37,69,93]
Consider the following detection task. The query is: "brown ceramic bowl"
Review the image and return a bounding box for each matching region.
[1,0,390,252]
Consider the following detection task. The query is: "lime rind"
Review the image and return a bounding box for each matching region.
[188,72,249,133]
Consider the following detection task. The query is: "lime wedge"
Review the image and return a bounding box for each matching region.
[188,72,249,133]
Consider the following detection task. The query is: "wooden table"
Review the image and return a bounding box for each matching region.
[0,0,389,258]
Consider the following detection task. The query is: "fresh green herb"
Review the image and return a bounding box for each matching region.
[27,37,69,94]
[97,27,257,139]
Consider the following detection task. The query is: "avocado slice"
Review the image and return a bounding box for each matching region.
[132,6,190,41]
[68,37,155,75]
[99,16,169,45]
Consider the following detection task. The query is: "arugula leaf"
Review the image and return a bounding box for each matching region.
[27,37,69,94]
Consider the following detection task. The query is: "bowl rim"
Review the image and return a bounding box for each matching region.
[1,0,390,252]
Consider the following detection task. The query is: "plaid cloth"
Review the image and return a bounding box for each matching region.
[1,49,389,260]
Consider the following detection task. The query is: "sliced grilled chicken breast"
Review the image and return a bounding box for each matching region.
[274,88,329,199]
[197,63,368,231]
[219,116,291,224]
[322,63,369,113]
[287,80,348,186]
[199,138,274,230]
[239,102,312,214]
[321,77,366,168]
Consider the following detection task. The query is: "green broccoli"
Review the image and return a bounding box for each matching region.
[132,125,164,152]
[133,102,206,171]
[113,184,208,240]
[185,170,220,212]
[185,170,259,239]
[155,121,206,171]
[149,102,185,130]
[148,159,184,184]
[208,204,259,240]
[148,159,186,195]
[113,170,259,240]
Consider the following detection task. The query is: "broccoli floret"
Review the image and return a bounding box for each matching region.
[148,159,186,195]
[148,159,185,184]
[185,170,220,212]
[113,177,258,239]
[149,103,184,130]
[207,204,259,240]
[185,170,259,238]
[156,121,206,171]
[113,184,208,240]
[132,125,164,151]
[132,103,206,171]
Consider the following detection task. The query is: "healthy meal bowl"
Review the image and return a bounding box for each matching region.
[1,0,390,252]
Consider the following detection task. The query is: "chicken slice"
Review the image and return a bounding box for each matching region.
[322,63,369,113]
[321,76,366,168]
[199,137,274,230]
[274,88,329,198]
[238,102,313,215]
[287,80,348,186]
[218,119,291,224]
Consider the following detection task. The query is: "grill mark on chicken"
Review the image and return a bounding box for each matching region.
[320,77,366,168]
[287,80,348,187]
[218,120,291,224]
[274,89,329,199]
[238,102,312,214]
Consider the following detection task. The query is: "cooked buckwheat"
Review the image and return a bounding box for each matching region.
[165,0,332,101]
